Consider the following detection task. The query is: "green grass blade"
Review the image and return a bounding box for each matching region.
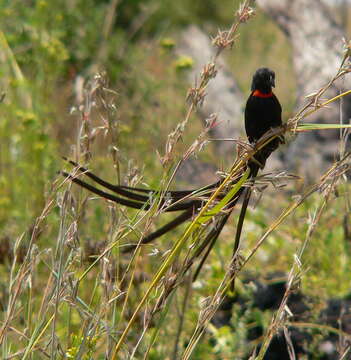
[197,169,250,225]
[296,123,351,132]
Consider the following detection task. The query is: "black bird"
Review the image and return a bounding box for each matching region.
[234,67,284,251]
[245,67,283,175]
[62,67,283,257]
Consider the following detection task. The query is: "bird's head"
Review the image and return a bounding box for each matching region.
[251,68,275,94]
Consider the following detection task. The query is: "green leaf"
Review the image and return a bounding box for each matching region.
[296,123,351,132]
[197,169,250,225]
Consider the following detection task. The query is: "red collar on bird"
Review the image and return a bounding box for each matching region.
[252,90,273,98]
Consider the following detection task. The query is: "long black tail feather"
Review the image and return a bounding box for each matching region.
[122,207,195,253]
[192,211,233,281]
[61,159,247,252]
[61,171,204,212]
[63,158,221,201]
[122,182,245,254]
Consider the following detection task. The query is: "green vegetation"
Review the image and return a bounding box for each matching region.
[1,0,351,359]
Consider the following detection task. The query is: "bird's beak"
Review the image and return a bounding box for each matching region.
[270,76,275,88]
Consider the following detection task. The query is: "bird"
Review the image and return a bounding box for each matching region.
[245,67,283,175]
[233,67,284,256]
[62,67,283,260]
